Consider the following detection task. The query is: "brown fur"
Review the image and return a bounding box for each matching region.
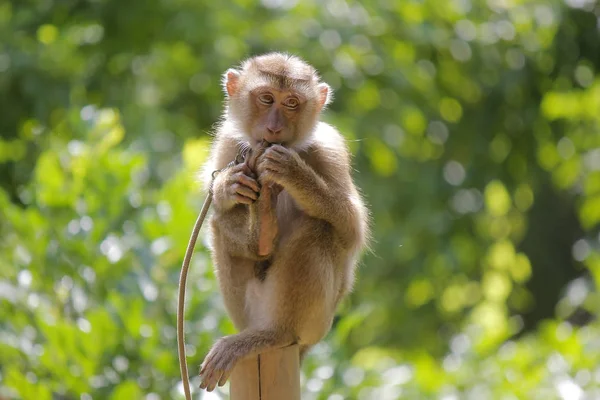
[199,52,369,392]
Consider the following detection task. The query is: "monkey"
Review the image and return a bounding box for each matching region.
[198,52,369,392]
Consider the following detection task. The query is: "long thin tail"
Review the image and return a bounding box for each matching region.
[177,193,213,400]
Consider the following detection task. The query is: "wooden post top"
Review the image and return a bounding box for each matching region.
[230,344,301,400]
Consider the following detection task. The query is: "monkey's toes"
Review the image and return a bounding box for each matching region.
[199,341,236,391]
[200,362,234,392]
[218,369,233,387]
[199,367,223,392]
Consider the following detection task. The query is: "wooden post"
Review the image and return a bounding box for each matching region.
[229,345,301,400]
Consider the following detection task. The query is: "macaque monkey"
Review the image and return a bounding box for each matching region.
[199,52,369,392]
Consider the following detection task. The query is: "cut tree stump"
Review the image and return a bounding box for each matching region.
[229,344,301,400]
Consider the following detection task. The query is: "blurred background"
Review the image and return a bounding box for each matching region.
[2,0,600,399]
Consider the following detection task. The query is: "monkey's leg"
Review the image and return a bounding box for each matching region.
[199,327,296,391]
[211,253,255,331]
[262,218,340,345]
[201,219,339,391]
[211,208,258,259]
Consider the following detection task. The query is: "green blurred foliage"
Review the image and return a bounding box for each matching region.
[2,0,600,398]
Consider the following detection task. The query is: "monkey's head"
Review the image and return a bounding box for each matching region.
[222,52,332,148]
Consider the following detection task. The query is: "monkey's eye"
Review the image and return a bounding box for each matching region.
[283,97,299,109]
[258,94,274,105]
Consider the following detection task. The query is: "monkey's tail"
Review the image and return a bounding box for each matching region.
[177,154,244,399]
[177,192,213,400]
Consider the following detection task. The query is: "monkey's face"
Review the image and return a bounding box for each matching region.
[222,54,333,149]
[246,87,313,146]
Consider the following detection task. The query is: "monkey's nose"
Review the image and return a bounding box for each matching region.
[265,128,282,143]
[266,127,282,134]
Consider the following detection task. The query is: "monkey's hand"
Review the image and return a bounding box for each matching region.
[212,163,261,212]
[255,144,303,186]
[256,145,361,248]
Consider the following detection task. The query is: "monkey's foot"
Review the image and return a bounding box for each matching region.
[199,338,238,392]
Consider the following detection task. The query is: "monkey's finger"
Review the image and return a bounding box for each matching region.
[257,159,284,175]
[201,366,221,392]
[206,371,223,392]
[263,155,285,166]
[233,184,259,200]
[266,145,293,161]
[199,374,208,390]
[199,360,211,377]
[246,149,267,171]
[199,362,211,382]
[200,374,215,391]
[218,368,234,387]
[235,173,260,192]
[258,165,284,178]
[233,194,256,205]
[265,149,287,160]
[241,163,254,176]
[258,171,284,188]
[231,163,247,173]
[231,163,255,180]
[267,144,288,154]
[264,167,284,177]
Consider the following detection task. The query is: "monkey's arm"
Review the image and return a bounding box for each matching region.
[257,145,365,248]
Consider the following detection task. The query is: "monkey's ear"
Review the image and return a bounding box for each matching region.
[223,68,242,97]
[317,83,333,110]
